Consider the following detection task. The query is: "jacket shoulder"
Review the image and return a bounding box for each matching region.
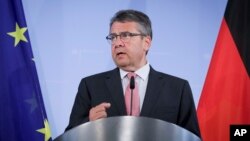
[81,68,118,81]
[151,68,188,84]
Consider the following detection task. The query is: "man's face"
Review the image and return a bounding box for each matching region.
[110,21,151,72]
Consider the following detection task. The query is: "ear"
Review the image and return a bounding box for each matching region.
[143,36,152,52]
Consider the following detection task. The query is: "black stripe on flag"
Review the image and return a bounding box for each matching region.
[224,0,250,76]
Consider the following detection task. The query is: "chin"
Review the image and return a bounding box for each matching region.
[116,62,128,68]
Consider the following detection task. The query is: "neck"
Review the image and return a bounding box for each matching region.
[120,61,148,72]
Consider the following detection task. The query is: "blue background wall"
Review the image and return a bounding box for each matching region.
[22,0,227,138]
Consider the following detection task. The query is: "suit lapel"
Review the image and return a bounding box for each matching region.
[105,68,127,115]
[141,67,164,116]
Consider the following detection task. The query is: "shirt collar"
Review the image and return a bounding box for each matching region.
[119,62,150,81]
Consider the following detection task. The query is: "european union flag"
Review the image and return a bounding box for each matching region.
[0,0,52,141]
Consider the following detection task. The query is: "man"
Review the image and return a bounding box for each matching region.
[65,9,200,137]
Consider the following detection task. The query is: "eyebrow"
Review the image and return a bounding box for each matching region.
[109,31,131,35]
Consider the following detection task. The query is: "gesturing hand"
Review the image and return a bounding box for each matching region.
[89,102,111,121]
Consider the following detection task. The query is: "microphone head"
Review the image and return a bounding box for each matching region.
[130,76,135,89]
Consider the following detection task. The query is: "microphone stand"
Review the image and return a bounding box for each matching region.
[130,76,135,116]
[130,89,133,116]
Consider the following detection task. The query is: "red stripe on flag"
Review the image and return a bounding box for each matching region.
[197,18,250,141]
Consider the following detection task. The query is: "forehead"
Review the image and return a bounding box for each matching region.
[110,21,139,33]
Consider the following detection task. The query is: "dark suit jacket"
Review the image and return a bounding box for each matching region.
[65,67,200,137]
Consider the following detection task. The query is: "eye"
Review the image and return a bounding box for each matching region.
[121,32,131,38]
[107,34,116,41]
[110,35,116,40]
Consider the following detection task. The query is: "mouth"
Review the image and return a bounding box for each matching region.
[116,51,126,57]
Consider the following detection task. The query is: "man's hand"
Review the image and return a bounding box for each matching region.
[89,102,111,121]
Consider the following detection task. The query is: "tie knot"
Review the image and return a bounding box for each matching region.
[127,72,136,79]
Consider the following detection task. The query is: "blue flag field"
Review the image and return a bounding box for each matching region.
[0,0,51,141]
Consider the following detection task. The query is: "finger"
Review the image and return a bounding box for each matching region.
[92,106,106,113]
[93,111,108,120]
[89,107,105,120]
[89,102,111,121]
[97,102,111,109]
[89,111,107,121]
[93,103,111,112]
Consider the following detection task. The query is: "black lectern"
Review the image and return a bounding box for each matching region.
[55,116,201,141]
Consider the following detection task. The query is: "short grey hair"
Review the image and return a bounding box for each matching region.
[109,9,153,40]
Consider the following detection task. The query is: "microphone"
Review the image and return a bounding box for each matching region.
[130,76,135,89]
[129,76,135,115]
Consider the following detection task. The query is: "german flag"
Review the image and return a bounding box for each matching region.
[197,0,250,141]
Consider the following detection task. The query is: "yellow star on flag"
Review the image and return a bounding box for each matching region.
[7,23,28,47]
[36,119,52,141]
